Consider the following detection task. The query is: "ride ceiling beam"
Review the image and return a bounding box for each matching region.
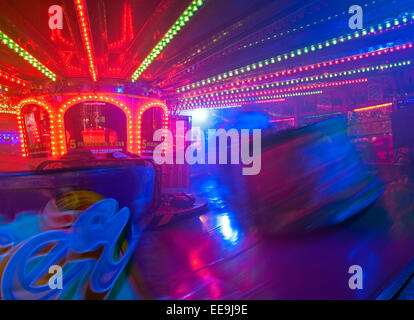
[0,1,59,81]
[120,0,177,79]
[129,0,206,82]
[152,0,314,84]
[62,0,92,77]
[74,0,99,82]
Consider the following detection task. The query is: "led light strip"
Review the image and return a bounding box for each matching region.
[0,70,28,87]
[57,96,133,155]
[354,102,393,112]
[183,78,368,102]
[176,91,323,110]
[0,84,9,92]
[181,42,413,98]
[131,0,205,82]
[176,13,414,93]
[137,102,169,155]
[254,98,287,104]
[0,104,17,114]
[160,1,383,87]
[181,60,411,102]
[75,0,98,82]
[16,99,57,158]
[270,117,294,123]
[0,30,56,81]
[304,112,343,119]
[161,6,337,86]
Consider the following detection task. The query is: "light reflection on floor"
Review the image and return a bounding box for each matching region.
[132,164,414,300]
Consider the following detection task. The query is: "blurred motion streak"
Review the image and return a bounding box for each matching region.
[246,116,383,235]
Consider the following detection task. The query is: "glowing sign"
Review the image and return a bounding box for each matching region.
[0,132,20,145]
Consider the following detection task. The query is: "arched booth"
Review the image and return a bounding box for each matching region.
[17,99,56,158]
[13,95,170,159]
[63,101,127,156]
[57,96,134,156]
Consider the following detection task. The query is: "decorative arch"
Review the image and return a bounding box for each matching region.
[57,95,133,155]
[16,98,56,158]
[137,102,169,155]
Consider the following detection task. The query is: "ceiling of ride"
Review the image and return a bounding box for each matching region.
[0,0,295,80]
[0,0,413,107]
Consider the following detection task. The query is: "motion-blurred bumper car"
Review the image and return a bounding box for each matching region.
[247,116,382,235]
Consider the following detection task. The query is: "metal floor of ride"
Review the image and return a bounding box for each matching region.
[131,164,414,300]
